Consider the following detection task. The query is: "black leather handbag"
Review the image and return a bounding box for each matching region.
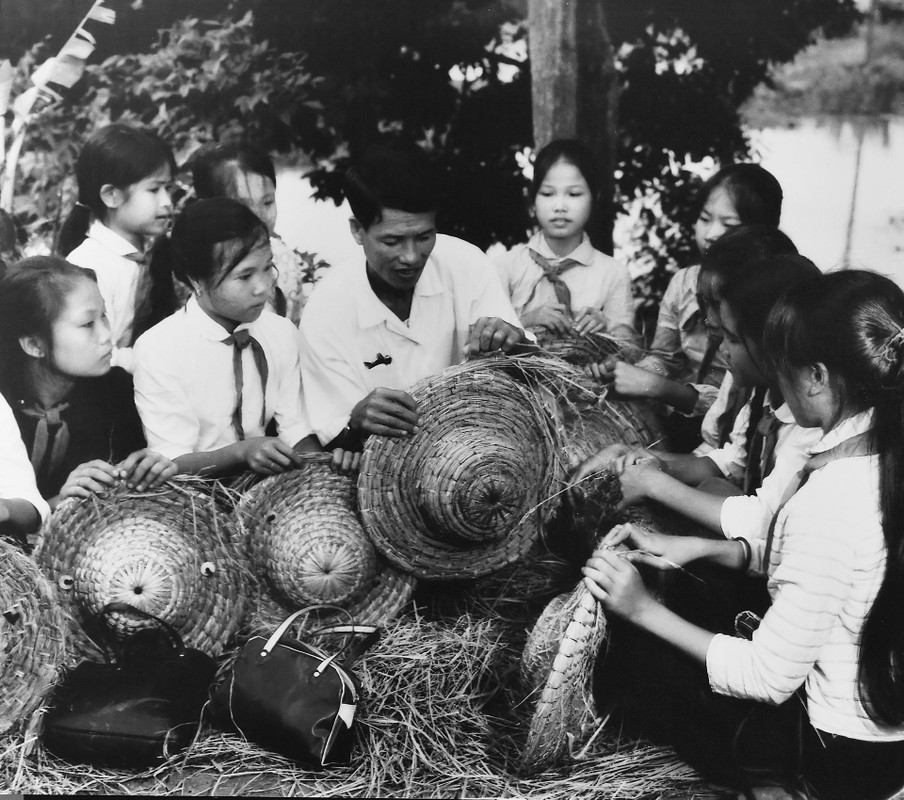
[42,602,217,768]
[210,607,379,767]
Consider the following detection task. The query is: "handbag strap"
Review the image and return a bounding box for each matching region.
[82,601,186,664]
[260,605,354,656]
[311,624,381,668]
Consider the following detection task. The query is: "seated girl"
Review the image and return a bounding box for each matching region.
[133,198,320,477]
[590,164,784,450]
[0,257,175,513]
[576,254,822,542]
[583,269,904,799]
[493,139,638,344]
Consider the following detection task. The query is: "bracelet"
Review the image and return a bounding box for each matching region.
[736,537,752,570]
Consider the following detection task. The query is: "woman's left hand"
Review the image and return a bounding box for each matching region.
[582,547,656,622]
[118,449,178,491]
[616,463,663,508]
[573,307,608,336]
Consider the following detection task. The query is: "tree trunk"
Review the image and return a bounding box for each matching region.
[527,0,619,254]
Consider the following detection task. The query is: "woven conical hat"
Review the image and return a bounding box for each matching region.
[34,479,248,659]
[0,539,66,734]
[532,328,642,368]
[358,362,561,580]
[519,580,608,774]
[239,455,416,630]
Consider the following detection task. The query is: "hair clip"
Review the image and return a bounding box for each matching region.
[879,327,904,368]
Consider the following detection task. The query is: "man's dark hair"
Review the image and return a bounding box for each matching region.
[343,143,439,229]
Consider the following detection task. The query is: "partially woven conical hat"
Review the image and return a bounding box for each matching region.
[34,479,248,659]
[239,455,416,630]
[560,391,663,470]
[519,579,608,774]
[358,361,561,580]
[532,328,642,368]
[0,539,66,734]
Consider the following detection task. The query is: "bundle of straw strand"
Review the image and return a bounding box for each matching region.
[518,580,608,774]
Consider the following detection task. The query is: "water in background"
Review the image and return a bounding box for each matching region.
[751,116,904,282]
[275,116,904,285]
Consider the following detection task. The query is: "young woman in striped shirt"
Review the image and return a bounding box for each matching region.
[584,270,904,799]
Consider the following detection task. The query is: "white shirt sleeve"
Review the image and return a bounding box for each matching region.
[0,395,50,522]
[707,492,857,705]
[704,397,751,481]
[466,255,525,330]
[599,258,636,331]
[133,334,203,460]
[299,322,370,445]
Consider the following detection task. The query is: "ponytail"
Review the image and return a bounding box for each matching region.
[57,203,93,257]
[132,234,181,339]
[765,270,904,725]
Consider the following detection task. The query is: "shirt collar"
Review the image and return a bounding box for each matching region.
[87,220,141,258]
[527,230,594,266]
[354,256,446,329]
[185,295,255,342]
[765,390,795,425]
[810,409,874,455]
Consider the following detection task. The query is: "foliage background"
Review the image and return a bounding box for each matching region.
[2,0,864,309]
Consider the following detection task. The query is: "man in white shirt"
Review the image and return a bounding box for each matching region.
[299,144,528,448]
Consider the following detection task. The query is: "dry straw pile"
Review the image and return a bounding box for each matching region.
[0,608,724,798]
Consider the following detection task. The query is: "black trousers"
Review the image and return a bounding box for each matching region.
[593,568,904,799]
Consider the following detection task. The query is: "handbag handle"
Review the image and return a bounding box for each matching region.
[311,624,381,667]
[260,605,354,656]
[83,601,187,664]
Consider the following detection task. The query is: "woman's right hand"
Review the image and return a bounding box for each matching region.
[522,304,572,337]
[584,356,619,383]
[242,437,305,475]
[598,522,702,569]
[608,362,663,399]
[59,459,120,501]
[571,443,631,487]
[610,448,664,475]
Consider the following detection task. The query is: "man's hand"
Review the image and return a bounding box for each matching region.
[465,317,527,356]
[349,388,420,438]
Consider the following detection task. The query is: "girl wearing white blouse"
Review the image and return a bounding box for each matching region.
[583,270,904,798]
[133,198,320,478]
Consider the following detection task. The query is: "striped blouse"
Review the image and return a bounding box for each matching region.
[706,410,904,741]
